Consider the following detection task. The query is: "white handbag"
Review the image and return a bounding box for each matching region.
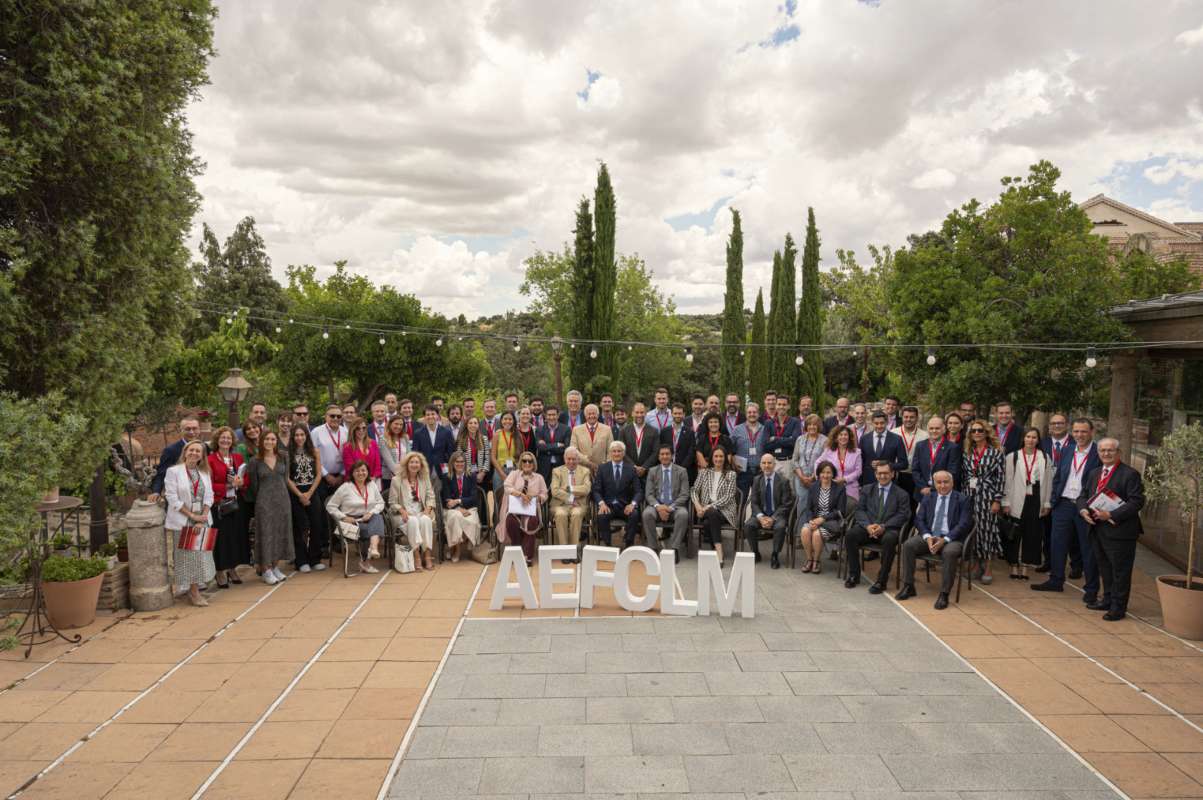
[337,519,360,541]
[394,545,416,574]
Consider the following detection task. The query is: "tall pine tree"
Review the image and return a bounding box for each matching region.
[796,207,825,407]
[591,163,617,391]
[720,208,745,395]
[748,290,769,403]
[766,249,782,389]
[777,233,798,395]
[570,198,596,388]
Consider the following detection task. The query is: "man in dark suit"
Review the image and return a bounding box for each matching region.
[912,416,963,497]
[1077,438,1144,621]
[660,403,697,485]
[897,471,974,609]
[764,396,800,463]
[859,411,909,486]
[721,393,746,437]
[366,400,390,442]
[149,416,204,499]
[743,453,794,568]
[593,441,643,549]
[822,396,852,435]
[844,462,911,591]
[535,406,570,483]
[994,401,1023,455]
[1033,418,1101,602]
[641,445,690,552]
[410,404,456,485]
[621,402,659,481]
[1037,412,1074,574]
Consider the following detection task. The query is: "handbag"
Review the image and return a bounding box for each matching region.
[394,545,416,573]
[217,498,239,518]
[337,519,360,541]
[179,524,217,552]
[469,538,498,565]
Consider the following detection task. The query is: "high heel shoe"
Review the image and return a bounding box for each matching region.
[801,560,813,573]
[188,593,209,607]
[812,560,822,575]
[228,570,242,584]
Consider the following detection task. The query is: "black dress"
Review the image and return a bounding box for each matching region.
[213,457,250,572]
[1004,481,1044,567]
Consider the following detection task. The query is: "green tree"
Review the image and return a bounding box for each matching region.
[569,201,596,388]
[148,314,281,414]
[888,160,1126,414]
[777,233,798,393]
[592,163,618,388]
[194,217,287,336]
[748,290,769,403]
[766,250,783,388]
[720,209,746,395]
[796,207,826,407]
[1115,250,1201,301]
[0,0,217,486]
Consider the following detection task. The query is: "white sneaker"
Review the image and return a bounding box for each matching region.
[263,571,278,585]
[298,564,312,573]
[361,563,379,574]
[271,567,288,581]
[312,563,328,572]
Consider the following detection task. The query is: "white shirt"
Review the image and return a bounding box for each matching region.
[310,424,348,476]
[1062,446,1092,500]
[891,424,929,468]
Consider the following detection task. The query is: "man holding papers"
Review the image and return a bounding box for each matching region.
[1076,438,1145,622]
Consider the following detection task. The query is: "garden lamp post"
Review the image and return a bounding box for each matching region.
[551,337,564,408]
[218,368,253,429]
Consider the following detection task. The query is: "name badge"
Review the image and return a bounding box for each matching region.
[749,447,757,456]
[505,460,514,469]
[969,477,979,490]
[1025,483,1033,496]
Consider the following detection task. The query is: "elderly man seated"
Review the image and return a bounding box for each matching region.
[896,470,973,610]
[742,453,794,568]
[641,443,690,553]
[593,440,643,549]
[550,446,592,562]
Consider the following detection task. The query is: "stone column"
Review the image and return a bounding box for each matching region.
[1108,350,1141,462]
[123,500,173,612]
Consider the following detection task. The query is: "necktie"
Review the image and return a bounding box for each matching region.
[614,463,620,484]
[934,495,947,536]
[661,468,671,504]
[877,487,888,522]
[765,478,774,516]
[875,434,883,455]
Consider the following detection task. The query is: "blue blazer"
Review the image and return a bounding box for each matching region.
[151,438,190,494]
[1050,442,1100,502]
[915,490,973,542]
[911,437,964,497]
[535,422,570,481]
[410,424,456,478]
[995,423,1023,455]
[366,420,390,442]
[763,416,801,461]
[858,430,910,485]
[592,459,643,508]
[1039,435,1073,467]
[440,473,479,510]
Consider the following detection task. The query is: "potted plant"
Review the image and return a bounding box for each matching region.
[1146,422,1203,639]
[50,533,73,557]
[40,555,108,629]
[95,541,118,569]
[114,531,129,563]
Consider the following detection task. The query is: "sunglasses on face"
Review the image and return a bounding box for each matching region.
[295,411,309,417]
[971,428,986,434]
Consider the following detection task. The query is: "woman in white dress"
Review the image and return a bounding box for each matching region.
[325,460,386,574]
[165,441,215,606]
[389,452,437,570]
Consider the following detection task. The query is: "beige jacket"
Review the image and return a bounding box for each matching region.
[570,422,614,473]
[550,465,592,510]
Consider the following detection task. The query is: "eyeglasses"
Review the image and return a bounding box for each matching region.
[328,414,342,419]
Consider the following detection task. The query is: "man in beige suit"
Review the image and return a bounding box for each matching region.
[550,447,593,558]
[570,403,613,475]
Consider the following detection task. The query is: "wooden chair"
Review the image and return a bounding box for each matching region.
[904,522,976,604]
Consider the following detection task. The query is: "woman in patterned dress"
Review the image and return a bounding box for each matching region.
[962,420,1005,585]
[165,440,215,606]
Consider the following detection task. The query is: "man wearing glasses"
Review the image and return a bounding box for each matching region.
[1038,413,1074,575]
[293,404,310,432]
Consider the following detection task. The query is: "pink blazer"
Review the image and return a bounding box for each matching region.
[342,440,382,479]
[815,447,862,500]
[495,470,549,543]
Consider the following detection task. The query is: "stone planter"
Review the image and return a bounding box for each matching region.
[42,573,104,629]
[1157,575,1203,640]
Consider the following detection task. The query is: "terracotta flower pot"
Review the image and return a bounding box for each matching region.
[1156,575,1203,641]
[42,573,104,629]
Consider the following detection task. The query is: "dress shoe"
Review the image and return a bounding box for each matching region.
[1085,601,1109,611]
[1081,595,1098,606]
[868,582,885,595]
[844,576,859,589]
[1034,563,1050,574]
[1102,610,1126,622]
[1030,581,1063,592]
[754,551,763,563]
[770,553,780,570]
[934,593,949,610]
[895,584,916,601]
[1069,568,1083,580]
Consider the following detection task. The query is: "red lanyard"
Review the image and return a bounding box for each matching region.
[409,477,420,502]
[520,428,533,450]
[457,476,464,496]
[775,418,785,436]
[928,438,943,463]
[189,471,201,500]
[1071,449,1088,476]
[499,430,514,455]
[657,410,669,428]
[709,433,720,449]
[996,423,1012,444]
[330,426,342,449]
[634,426,645,450]
[485,420,494,437]
[1096,464,1116,492]
[837,448,847,475]
[1052,436,1069,463]
[972,446,987,472]
[355,481,369,512]
[469,440,477,463]
[900,429,915,453]
[549,426,556,443]
[1022,450,1037,484]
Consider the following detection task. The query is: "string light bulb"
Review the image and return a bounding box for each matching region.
[435,337,443,347]
[512,339,521,352]
[344,323,350,329]
[1085,348,1098,369]
[589,348,598,359]
[794,353,804,366]
[851,349,858,357]
[926,347,937,366]
[274,325,282,334]
[684,348,694,364]
[378,336,386,346]
[739,350,745,357]
[627,344,633,351]
[321,329,330,340]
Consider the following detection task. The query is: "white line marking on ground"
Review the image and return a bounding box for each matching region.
[190,570,392,799]
[974,582,1203,735]
[375,564,488,800]
[888,593,1133,800]
[7,580,285,799]
[1062,574,1203,654]
[1,613,133,694]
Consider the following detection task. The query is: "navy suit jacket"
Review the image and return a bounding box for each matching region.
[440,473,479,510]
[858,430,910,485]
[592,459,643,508]
[721,412,746,437]
[764,416,801,461]
[995,423,1023,455]
[911,437,964,497]
[1040,435,1073,468]
[535,423,570,481]
[366,420,390,442]
[659,424,697,482]
[1050,442,1100,502]
[1077,461,1145,540]
[152,438,191,494]
[915,490,973,542]
[411,424,456,478]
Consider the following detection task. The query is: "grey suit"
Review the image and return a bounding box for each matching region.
[743,471,794,557]
[641,463,690,551]
[845,481,911,584]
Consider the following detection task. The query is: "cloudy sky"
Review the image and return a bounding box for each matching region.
[188,1,1203,317]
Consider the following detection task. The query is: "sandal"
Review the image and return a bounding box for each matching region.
[228,570,242,585]
[813,561,822,575]
[188,593,209,607]
[801,560,813,573]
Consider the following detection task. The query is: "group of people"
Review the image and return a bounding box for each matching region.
[147,387,1145,621]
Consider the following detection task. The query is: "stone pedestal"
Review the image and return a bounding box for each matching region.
[123,500,173,612]
[1108,350,1141,461]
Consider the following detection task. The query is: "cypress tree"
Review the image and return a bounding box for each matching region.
[777,233,798,394]
[570,198,596,387]
[748,290,769,404]
[796,207,826,407]
[766,249,782,389]
[591,163,617,390]
[720,208,745,396]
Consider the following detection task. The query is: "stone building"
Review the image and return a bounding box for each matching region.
[1081,193,1203,275]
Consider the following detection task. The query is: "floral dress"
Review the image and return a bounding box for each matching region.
[962,446,1005,561]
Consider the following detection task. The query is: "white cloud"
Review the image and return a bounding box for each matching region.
[1143,158,1203,185]
[188,0,1203,316]
[1176,22,1203,47]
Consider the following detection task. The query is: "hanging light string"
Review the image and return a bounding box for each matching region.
[196,302,1200,357]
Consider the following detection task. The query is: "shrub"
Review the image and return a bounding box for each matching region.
[41,555,108,583]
